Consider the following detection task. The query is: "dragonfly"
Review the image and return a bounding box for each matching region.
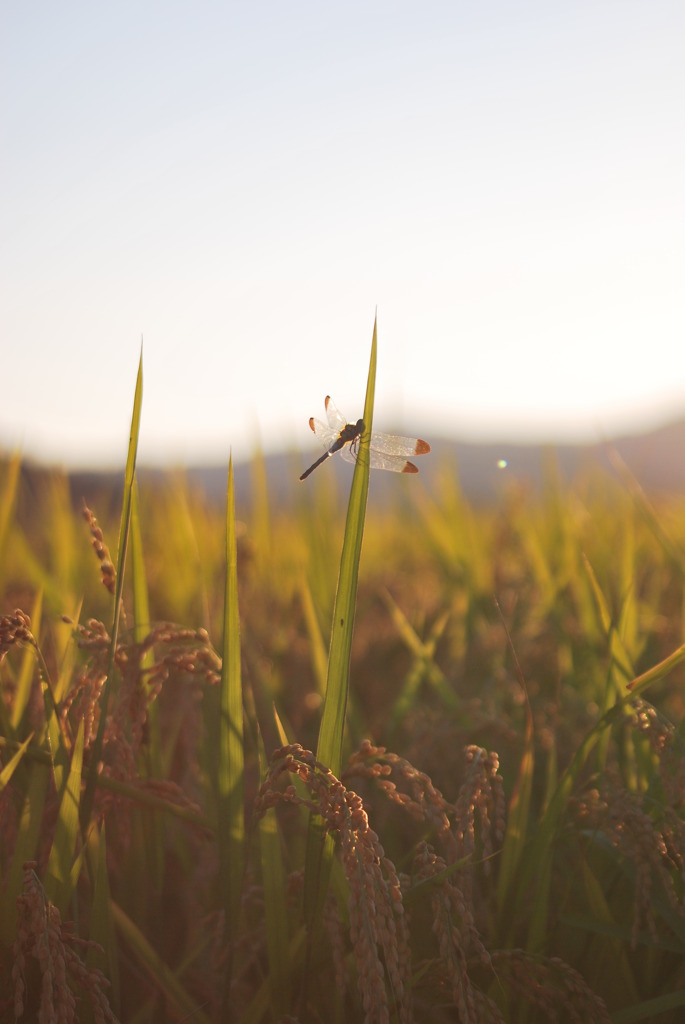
[300,395,431,481]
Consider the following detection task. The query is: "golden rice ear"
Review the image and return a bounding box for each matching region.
[401,462,419,474]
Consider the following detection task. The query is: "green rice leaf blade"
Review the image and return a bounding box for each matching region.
[45,719,84,915]
[87,823,120,1011]
[304,316,376,939]
[317,317,376,780]
[130,481,165,879]
[110,900,210,1024]
[0,730,34,791]
[612,991,685,1024]
[579,858,639,1004]
[299,577,328,697]
[81,348,143,831]
[130,480,151,648]
[0,451,21,586]
[43,663,70,798]
[513,698,631,949]
[217,456,245,954]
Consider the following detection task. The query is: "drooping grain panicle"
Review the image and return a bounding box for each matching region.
[345,741,505,1021]
[410,840,487,1024]
[61,618,220,754]
[82,502,117,596]
[345,739,453,831]
[345,740,506,870]
[56,618,218,860]
[490,949,611,1024]
[0,609,35,663]
[13,861,120,1023]
[59,617,110,749]
[256,743,412,1024]
[631,698,685,808]
[453,745,507,870]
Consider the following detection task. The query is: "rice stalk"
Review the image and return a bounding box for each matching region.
[81,348,143,833]
[217,455,246,1015]
[304,317,377,951]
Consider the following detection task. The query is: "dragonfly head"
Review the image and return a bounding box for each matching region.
[355,418,365,435]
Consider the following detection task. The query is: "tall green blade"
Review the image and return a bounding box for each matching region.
[81,348,143,833]
[45,719,84,915]
[110,901,210,1024]
[317,318,377,775]
[87,823,120,1014]
[130,479,151,647]
[303,316,377,942]
[0,451,21,589]
[130,479,165,885]
[217,455,245,1013]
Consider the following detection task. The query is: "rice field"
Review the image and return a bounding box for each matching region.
[2,346,685,1022]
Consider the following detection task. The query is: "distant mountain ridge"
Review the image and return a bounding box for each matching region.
[12,415,685,511]
[180,414,685,506]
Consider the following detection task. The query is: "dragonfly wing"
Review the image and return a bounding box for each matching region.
[324,396,348,432]
[338,444,357,465]
[368,431,431,458]
[367,449,419,473]
[342,440,420,473]
[309,417,341,452]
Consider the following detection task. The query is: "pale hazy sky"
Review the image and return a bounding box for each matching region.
[2,2,684,468]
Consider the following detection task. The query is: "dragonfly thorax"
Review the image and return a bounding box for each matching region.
[339,419,364,445]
